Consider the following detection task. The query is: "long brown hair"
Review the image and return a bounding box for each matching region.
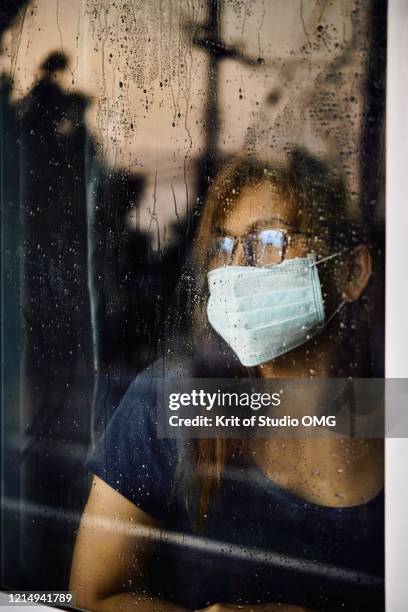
[175,151,363,526]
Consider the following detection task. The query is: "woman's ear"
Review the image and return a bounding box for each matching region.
[342,244,372,302]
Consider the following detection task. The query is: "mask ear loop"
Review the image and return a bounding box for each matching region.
[310,247,350,328]
[324,298,347,327]
[309,248,349,268]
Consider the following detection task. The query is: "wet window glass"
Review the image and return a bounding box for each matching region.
[1,1,385,611]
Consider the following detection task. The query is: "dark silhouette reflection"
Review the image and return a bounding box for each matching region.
[5,50,190,590]
[0,73,25,588]
[89,169,190,438]
[0,1,30,39]
[0,0,33,586]
[17,52,95,589]
[90,168,188,439]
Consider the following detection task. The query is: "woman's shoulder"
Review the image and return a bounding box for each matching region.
[85,357,191,519]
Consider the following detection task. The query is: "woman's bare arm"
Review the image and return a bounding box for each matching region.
[69,475,187,611]
[70,476,311,612]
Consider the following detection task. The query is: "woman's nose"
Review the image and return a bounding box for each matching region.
[231,240,246,266]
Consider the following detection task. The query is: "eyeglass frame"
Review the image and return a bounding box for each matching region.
[209,227,316,268]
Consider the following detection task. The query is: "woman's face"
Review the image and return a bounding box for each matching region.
[205,178,372,376]
[208,178,350,339]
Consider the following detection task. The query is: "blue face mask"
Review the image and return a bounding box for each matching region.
[207,253,345,367]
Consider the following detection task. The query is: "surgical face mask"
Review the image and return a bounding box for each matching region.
[207,253,345,367]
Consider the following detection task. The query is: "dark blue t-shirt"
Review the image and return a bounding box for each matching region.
[86,360,384,611]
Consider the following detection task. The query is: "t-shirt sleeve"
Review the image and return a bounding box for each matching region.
[85,370,179,522]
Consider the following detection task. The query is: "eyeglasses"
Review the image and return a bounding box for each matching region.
[209,228,308,268]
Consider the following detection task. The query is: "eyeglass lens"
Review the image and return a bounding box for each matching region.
[211,229,285,268]
[245,229,285,266]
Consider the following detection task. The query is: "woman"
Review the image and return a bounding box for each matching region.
[70,153,384,611]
